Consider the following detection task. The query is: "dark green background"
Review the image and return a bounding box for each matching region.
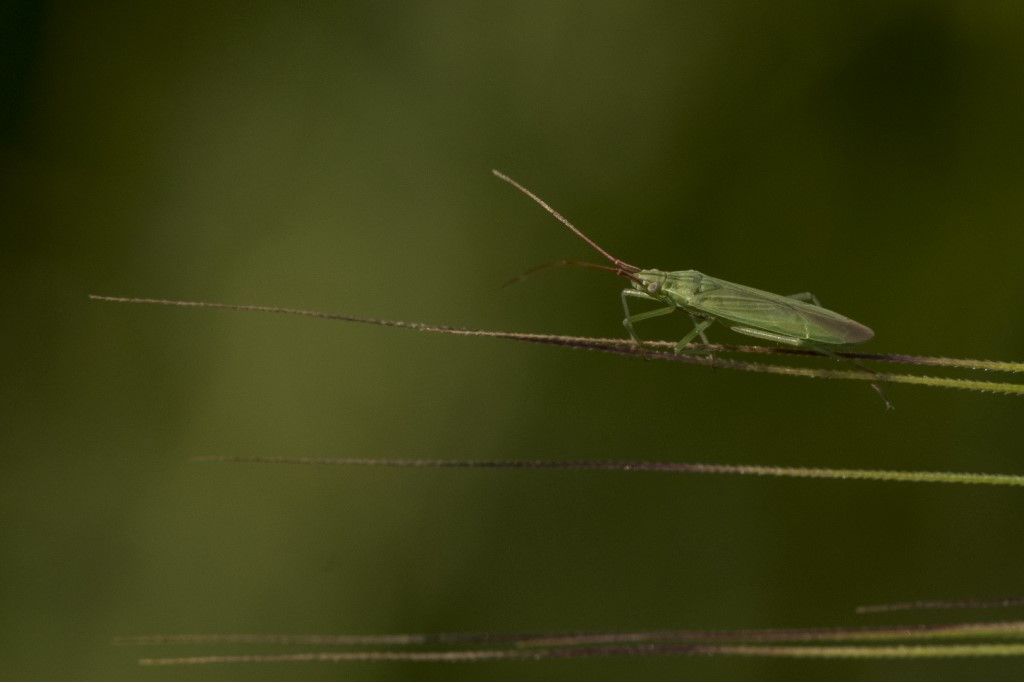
[3,2,1024,679]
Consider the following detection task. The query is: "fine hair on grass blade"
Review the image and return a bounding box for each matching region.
[193,455,1024,488]
[88,295,1024,397]
[857,596,1024,614]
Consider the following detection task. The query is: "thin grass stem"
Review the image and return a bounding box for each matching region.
[193,455,1024,488]
[88,295,1024,395]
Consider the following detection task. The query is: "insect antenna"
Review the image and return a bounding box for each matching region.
[502,259,641,288]
[492,169,639,274]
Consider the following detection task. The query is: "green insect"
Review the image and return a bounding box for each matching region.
[493,169,889,406]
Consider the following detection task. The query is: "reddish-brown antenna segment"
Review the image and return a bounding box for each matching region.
[492,169,638,273]
[502,259,640,288]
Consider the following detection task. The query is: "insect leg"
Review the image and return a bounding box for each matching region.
[787,292,822,306]
[810,343,894,410]
[731,326,892,408]
[626,305,679,325]
[692,314,712,345]
[729,325,804,346]
[674,315,715,356]
[620,289,671,347]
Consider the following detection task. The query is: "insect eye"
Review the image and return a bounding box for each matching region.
[646,282,661,294]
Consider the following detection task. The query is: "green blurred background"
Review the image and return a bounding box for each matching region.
[3,1,1024,678]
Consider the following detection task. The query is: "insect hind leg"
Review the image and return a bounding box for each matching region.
[731,326,892,409]
[808,342,894,411]
[729,325,804,346]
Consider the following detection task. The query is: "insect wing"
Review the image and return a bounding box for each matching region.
[692,278,873,344]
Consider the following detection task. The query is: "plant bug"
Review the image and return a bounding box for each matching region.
[492,169,890,407]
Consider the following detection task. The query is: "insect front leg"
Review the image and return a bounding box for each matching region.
[620,289,674,348]
[787,291,822,307]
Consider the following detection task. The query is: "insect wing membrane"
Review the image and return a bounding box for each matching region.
[691,277,872,345]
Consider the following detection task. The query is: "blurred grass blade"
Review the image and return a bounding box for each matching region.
[857,597,1024,614]
[700,643,1024,659]
[117,620,1024,649]
[128,621,1024,666]
[195,455,1024,488]
[513,620,1024,647]
[137,641,1024,666]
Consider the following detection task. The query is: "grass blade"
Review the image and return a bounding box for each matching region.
[194,455,1024,488]
[88,295,1024,396]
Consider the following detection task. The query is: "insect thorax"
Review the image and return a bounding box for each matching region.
[634,269,703,303]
